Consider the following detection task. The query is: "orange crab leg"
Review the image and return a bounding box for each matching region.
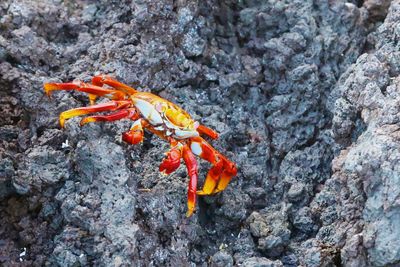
[159,140,183,175]
[212,158,237,193]
[92,75,138,95]
[58,100,131,128]
[182,144,198,217]
[197,125,219,140]
[189,137,237,195]
[44,81,126,102]
[198,160,224,195]
[80,108,139,126]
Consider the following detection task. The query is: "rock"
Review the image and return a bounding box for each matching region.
[242,257,284,267]
[341,234,367,267]
[211,251,234,267]
[247,208,291,258]
[182,27,205,57]
[15,145,71,194]
[292,207,317,236]
[0,0,399,265]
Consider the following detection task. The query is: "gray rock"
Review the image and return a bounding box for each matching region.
[242,257,283,267]
[0,0,398,265]
[182,27,206,57]
[247,208,291,258]
[211,251,233,267]
[15,145,71,194]
[341,234,367,267]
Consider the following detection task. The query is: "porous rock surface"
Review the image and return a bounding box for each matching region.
[0,0,397,266]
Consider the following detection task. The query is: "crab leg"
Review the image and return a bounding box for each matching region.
[189,137,237,195]
[122,119,149,145]
[197,160,223,195]
[197,124,219,140]
[92,75,138,95]
[182,143,198,217]
[159,139,183,175]
[211,157,237,193]
[58,100,131,128]
[44,81,127,102]
[80,108,139,126]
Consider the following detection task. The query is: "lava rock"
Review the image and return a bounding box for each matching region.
[0,0,397,265]
[242,257,284,267]
[211,251,234,267]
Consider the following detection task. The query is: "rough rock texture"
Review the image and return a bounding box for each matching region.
[0,0,397,266]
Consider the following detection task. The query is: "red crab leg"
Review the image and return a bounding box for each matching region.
[189,137,237,195]
[197,124,219,140]
[122,119,149,145]
[58,100,131,128]
[159,139,183,175]
[182,143,198,217]
[44,81,126,101]
[80,108,139,126]
[92,75,138,95]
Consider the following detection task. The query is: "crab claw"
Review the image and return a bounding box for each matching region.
[159,143,183,175]
[122,131,142,144]
[122,119,144,144]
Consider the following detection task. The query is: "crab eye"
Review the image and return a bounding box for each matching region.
[155,103,164,112]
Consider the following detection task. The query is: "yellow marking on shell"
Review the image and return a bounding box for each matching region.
[164,107,195,130]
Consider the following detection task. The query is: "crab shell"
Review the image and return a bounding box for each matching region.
[131,92,200,139]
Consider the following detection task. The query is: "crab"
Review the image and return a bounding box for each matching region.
[43,75,237,217]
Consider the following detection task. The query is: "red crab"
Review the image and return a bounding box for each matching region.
[44,75,237,216]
